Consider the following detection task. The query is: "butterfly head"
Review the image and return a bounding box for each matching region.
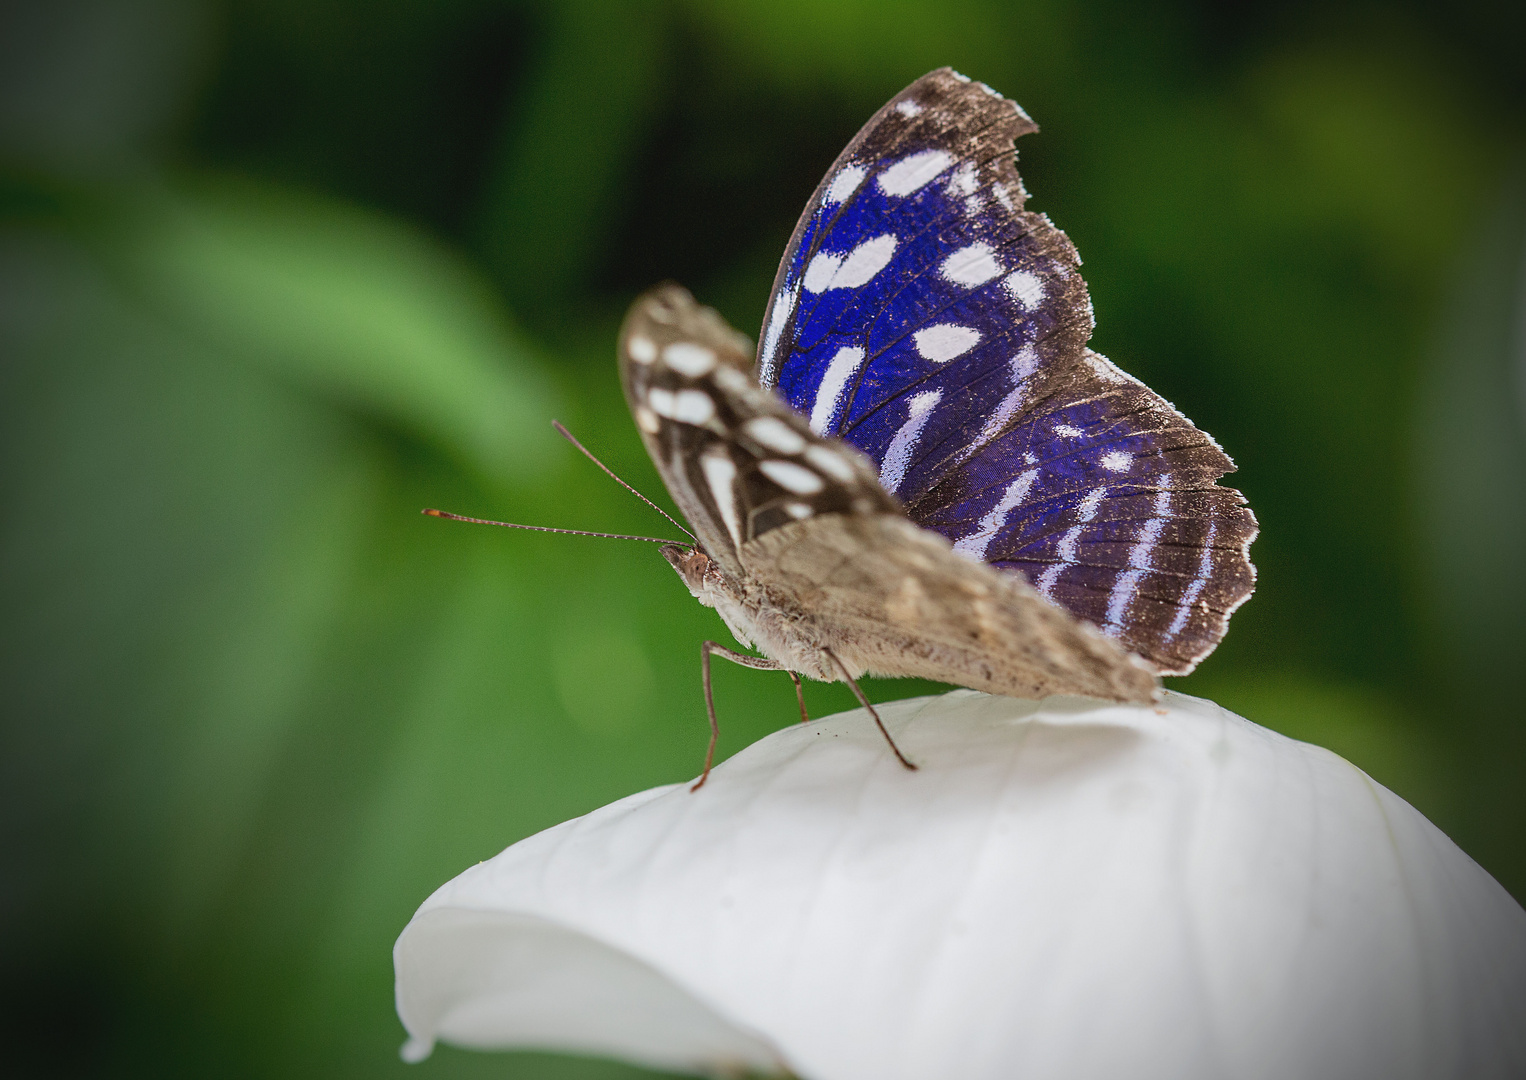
[660,542,722,600]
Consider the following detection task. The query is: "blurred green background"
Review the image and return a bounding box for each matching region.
[2,0,1523,1076]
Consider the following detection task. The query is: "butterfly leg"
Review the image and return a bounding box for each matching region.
[788,671,809,724]
[824,649,918,772]
[696,641,784,791]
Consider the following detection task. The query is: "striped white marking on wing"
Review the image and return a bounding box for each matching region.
[661,342,716,376]
[1006,270,1046,311]
[953,468,1038,560]
[627,335,657,363]
[958,347,1041,465]
[941,242,1002,287]
[758,282,798,385]
[914,323,981,363]
[648,387,715,425]
[878,149,953,195]
[1102,490,1172,635]
[824,164,868,205]
[759,459,824,495]
[878,390,941,494]
[1166,519,1217,640]
[803,234,898,293]
[809,345,867,434]
[744,416,806,455]
[1036,486,1107,600]
[700,449,741,550]
[1037,526,1084,600]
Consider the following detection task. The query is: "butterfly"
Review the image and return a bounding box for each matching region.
[621,68,1256,784]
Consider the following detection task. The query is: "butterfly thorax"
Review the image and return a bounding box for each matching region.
[661,542,839,681]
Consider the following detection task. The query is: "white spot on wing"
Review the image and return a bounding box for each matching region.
[744,416,806,455]
[941,243,1002,287]
[648,387,715,426]
[634,406,659,433]
[879,390,941,493]
[661,342,715,376]
[627,335,657,364]
[801,234,897,294]
[713,367,751,394]
[759,459,824,495]
[914,323,981,363]
[1054,423,1083,438]
[802,251,842,293]
[647,387,675,416]
[953,468,1038,560]
[878,149,953,196]
[894,99,923,118]
[804,444,856,483]
[672,390,716,425]
[824,164,868,205]
[700,449,741,549]
[1006,270,1047,311]
[948,163,978,197]
[809,345,867,434]
[1100,450,1132,472]
[784,502,812,519]
[833,234,898,288]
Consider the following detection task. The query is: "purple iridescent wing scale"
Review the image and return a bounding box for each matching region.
[757,68,1256,674]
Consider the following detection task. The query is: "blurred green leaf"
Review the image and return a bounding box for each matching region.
[119,177,556,484]
[477,0,665,313]
[1193,674,1448,822]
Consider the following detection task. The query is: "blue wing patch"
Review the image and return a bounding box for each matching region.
[757,69,1256,675]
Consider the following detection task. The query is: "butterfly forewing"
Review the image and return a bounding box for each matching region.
[758,68,1256,674]
[619,286,899,579]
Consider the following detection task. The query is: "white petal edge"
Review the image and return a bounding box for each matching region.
[395,690,1526,1080]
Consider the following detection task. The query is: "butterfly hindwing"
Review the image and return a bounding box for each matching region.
[740,509,1159,704]
[758,68,1256,674]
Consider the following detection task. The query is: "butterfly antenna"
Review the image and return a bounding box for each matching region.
[422,509,682,545]
[552,420,697,543]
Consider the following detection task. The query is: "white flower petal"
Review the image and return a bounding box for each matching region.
[395,691,1526,1080]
